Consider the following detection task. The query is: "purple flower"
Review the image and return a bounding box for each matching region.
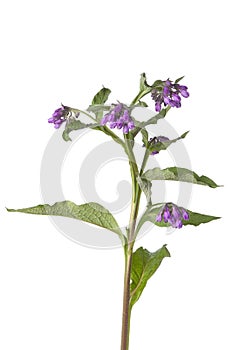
[151,79,189,112]
[156,203,189,229]
[100,103,135,134]
[48,105,79,129]
[147,135,170,155]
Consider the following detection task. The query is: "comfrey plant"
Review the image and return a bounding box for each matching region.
[7,73,221,350]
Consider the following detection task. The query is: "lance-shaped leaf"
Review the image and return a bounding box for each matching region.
[135,204,221,235]
[175,76,185,84]
[91,87,111,105]
[142,167,220,188]
[131,107,170,137]
[7,201,123,237]
[62,120,98,141]
[141,128,149,147]
[87,104,110,114]
[146,131,189,153]
[137,176,152,206]
[130,245,170,307]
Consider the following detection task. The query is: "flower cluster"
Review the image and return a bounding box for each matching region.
[148,136,170,155]
[100,103,135,134]
[156,203,189,229]
[48,105,79,129]
[151,79,189,112]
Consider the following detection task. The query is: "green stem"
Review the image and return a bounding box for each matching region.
[139,148,150,176]
[130,88,151,106]
[121,242,134,350]
[120,133,150,350]
[72,108,97,122]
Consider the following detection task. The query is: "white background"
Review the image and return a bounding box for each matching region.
[0,0,232,349]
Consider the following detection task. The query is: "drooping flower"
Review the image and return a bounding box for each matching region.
[48,105,79,129]
[156,203,189,229]
[151,79,189,112]
[100,103,135,134]
[148,135,170,155]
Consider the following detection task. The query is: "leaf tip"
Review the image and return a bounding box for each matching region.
[6,207,14,212]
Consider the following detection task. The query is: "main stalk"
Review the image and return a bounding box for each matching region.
[120,134,142,350]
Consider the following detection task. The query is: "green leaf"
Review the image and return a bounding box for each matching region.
[141,128,149,147]
[130,245,170,307]
[87,104,111,123]
[175,76,185,84]
[135,204,221,234]
[137,176,152,205]
[142,167,220,188]
[62,120,97,141]
[91,87,111,105]
[131,107,170,138]
[148,131,189,153]
[152,79,163,87]
[7,201,123,237]
[87,104,111,114]
[140,73,150,91]
[136,100,148,107]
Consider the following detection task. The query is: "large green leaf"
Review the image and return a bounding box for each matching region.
[142,167,220,188]
[130,245,170,307]
[135,204,221,235]
[7,201,123,237]
[91,87,111,105]
[62,120,98,141]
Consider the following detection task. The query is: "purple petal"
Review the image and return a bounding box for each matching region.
[163,86,170,96]
[128,120,135,129]
[164,96,170,105]
[156,212,162,222]
[108,112,115,122]
[165,79,172,86]
[100,116,108,125]
[109,122,117,129]
[176,220,183,229]
[182,209,189,220]
[172,205,181,220]
[157,136,169,142]
[172,93,181,102]
[179,86,189,98]
[155,102,161,112]
[114,103,123,113]
[52,107,63,118]
[180,90,189,98]
[163,206,171,222]
[168,100,176,107]
[117,121,123,129]
[123,125,129,134]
